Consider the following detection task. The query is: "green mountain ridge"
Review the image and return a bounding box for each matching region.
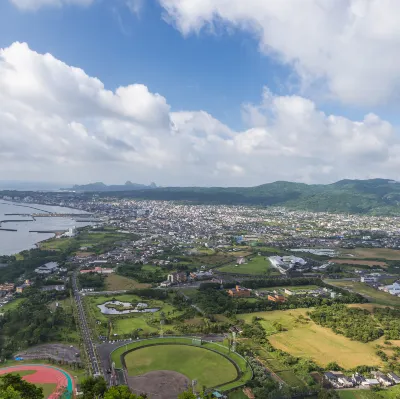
[97,178,400,215]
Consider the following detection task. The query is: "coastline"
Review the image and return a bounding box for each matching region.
[0,201,91,256]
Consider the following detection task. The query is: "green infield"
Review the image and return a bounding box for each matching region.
[111,337,252,391]
[217,255,278,275]
[125,344,236,388]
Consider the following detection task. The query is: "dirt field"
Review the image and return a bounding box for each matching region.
[128,370,189,399]
[330,259,388,267]
[15,344,80,364]
[105,274,151,290]
[339,248,400,260]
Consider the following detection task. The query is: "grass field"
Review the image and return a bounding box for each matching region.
[338,385,400,399]
[217,255,278,275]
[228,390,248,399]
[239,309,382,368]
[339,248,400,260]
[105,274,150,291]
[38,383,57,398]
[0,298,25,312]
[325,280,400,307]
[330,259,388,267]
[39,238,73,251]
[85,293,183,336]
[125,344,237,388]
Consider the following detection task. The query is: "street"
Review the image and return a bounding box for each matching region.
[72,271,102,376]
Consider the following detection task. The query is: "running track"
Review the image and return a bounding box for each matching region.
[0,365,75,398]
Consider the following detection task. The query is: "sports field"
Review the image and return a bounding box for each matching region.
[239,309,382,368]
[125,344,237,388]
[330,259,388,267]
[111,337,252,392]
[0,365,74,399]
[339,247,400,260]
[217,255,278,275]
[105,274,150,290]
[325,280,400,307]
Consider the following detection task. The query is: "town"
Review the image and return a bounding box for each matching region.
[0,192,400,399]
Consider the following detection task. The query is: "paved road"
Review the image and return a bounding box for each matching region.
[83,290,129,296]
[72,272,102,376]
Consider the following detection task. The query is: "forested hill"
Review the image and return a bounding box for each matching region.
[99,178,400,215]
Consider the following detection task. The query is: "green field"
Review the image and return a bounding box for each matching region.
[38,383,58,399]
[0,298,25,312]
[40,238,73,251]
[339,385,400,399]
[111,337,252,391]
[239,309,382,368]
[125,344,237,388]
[325,280,400,307]
[84,293,183,336]
[217,255,278,275]
[105,274,150,291]
[339,247,400,260]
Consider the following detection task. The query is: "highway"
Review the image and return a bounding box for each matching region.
[72,272,102,376]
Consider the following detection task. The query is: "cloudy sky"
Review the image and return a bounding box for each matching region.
[1,0,400,187]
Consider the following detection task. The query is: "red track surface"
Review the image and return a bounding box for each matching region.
[0,365,74,398]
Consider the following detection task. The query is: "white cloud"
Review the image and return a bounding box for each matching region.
[1,41,399,186]
[160,0,400,106]
[10,0,94,11]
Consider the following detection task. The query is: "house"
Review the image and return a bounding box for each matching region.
[167,272,187,284]
[361,379,380,387]
[35,262,59,275]
[227,285,251,298]
[41,285,65,292]
[236,257,245,265]
[267,294,286,302]
[351,373,365,385]
[372,371,393,387]
[16,280,32,293]
[379,282,400,295]
[324,372,354,388]
[0,283,15,293]
[159,281,172,288]
[387,372,400,384]
[80,267,114,275]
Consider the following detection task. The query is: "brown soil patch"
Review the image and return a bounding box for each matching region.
[330,259,387,267]
[128,370,190,399]
[75,251,95,257]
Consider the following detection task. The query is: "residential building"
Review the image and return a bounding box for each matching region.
[41,285,66,292]
[167,272,187,284]
[227,285,251,298]
[16,280,31,293]
[387,372,400,384]
[35,262,59,275]
[267,294,286,302]
[372,371,393,387]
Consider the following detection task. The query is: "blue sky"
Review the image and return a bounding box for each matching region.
[1,0,400,186]
[0,0,291,129]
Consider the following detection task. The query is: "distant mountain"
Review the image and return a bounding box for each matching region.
[93,178,400,215]
[65,181,157,192]
[0,180,64,191]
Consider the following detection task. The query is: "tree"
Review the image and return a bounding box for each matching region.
[80,376,107,399]
[104,386,146,399]
[0,374,43,399]
[0,386,22,399]
[318,389,339,399]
